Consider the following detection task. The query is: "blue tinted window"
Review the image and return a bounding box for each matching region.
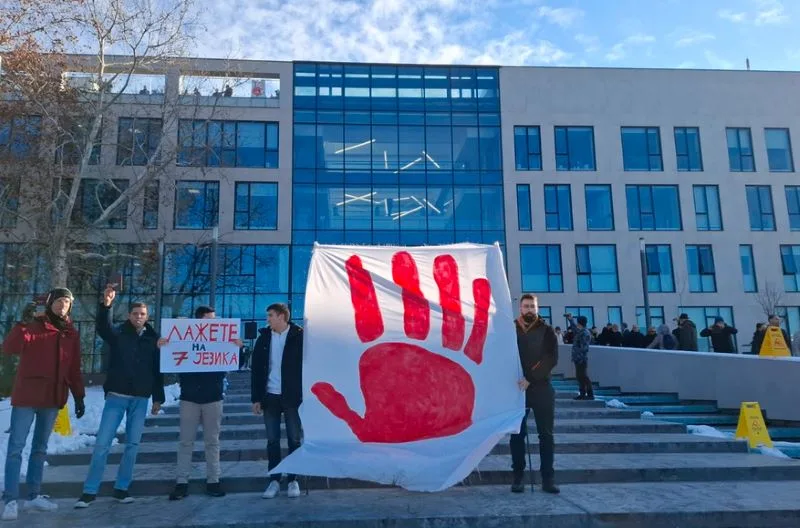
[674,127,703,171]
[565,307,594,328]
[56,119,102,165]
[645,244,675,292]
[0,178,19,228]
[693,185,722,231]
[626,185,681,231]
[544,184,573,231]
[516,184,532,231]
[621,127,662,171]
[117,117,161,166]
[514,126,541,170]
[686,245,716,293]
[739,245,757,293]
[576,245,619,292]
[0,116,41,159]
[174,181,219,229]
[607,306,622,326]
[786,186,800,230]
[727,127,755,172]
[765,128,794,172]
[746,185,775,231]
[143,181,159,230]
[65,178,129,229]
[538,306,552,325]
[636,306,665,329]
[234,183,278,230]
[520,245,563,292]
[585,184,614,231]
[782,245,800,292]
[178,120,278,168]
[555,126,595,171]
[679,306,735,352]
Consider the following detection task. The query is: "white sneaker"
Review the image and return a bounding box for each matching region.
[287,480,301,498]
[261,480,280,499]
[25,495,58,512]
[1,501,18,521]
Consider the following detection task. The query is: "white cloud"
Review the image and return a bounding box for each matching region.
[718,9,747,23]
[754,0,788,25]
[676,61,696,69]
[536,6,585,28]
[574,33,600,53]
[704,50,734,70]
[474,32,572,65]
[673,30,715,48]
[605,33,655,62]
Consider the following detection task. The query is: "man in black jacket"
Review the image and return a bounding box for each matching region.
[700,317,738,353]
[165,306,242,500]
[75,285,164,508]
[509,294,559,495]
[251,303,304,499]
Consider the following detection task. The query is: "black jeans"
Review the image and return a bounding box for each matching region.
[509,383,555,480]
[575,361,593,397]
[263,393,302,482]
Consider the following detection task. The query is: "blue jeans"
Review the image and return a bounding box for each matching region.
[3,407,58,502]
[263,394,302,482]
[82,395,148,494]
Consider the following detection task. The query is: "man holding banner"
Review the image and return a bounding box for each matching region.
[510,294,560,494]
[251,303,304,499]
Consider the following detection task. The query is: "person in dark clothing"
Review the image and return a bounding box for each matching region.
[608,324,623,347]
[596,324,613,346]
[75,285,164,509]
[567,314,593,400]
[509,294,559,495]
[751,315,791,355]
[165,306,242,500]
[623,324,647,348]
[700,317,738,353]
[251,303,304,499]
[673,314,698,351]
[643,326,657,347]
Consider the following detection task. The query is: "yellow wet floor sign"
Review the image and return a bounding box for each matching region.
[759,327,790,357]
[734,402,772,448]
[53,406,72,436]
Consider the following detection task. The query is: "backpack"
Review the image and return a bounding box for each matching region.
[662,334,676,350]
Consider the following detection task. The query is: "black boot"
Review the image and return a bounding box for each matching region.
[168,483,188,501]
[511,472,525,493]
[206,482,225,497]
[542,478,560,494]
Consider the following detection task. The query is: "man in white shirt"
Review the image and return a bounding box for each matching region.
[250,303,304,499]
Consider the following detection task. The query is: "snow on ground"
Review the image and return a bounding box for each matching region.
[0,382,180,487]
[759,446,792,459]
[640,411,655,418]
[605,399,628,409]
[687,424,800,459]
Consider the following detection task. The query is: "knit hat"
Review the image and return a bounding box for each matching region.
[46,287,74,313]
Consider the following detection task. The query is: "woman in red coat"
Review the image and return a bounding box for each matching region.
[1,288,85,521]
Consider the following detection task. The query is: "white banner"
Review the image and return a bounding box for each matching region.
[160,318,241,373]
[273,243,524,492]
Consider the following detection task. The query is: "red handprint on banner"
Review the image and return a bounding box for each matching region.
[311,251,491,443]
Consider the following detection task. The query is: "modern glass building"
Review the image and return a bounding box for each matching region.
[1,59,799,372]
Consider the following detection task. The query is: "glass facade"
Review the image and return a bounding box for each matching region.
[520,245,563,293]
[621,127,663,171]
[626,185,681,231]
[745,185,775,231]
[693,185,722,231]
[291,63,505,314]
[585,184,614,231]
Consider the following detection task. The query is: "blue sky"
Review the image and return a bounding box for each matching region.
[196,0,799,70]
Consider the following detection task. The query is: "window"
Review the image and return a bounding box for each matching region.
[781,245,800,292]
[787,186,800,230]
[607,306,622,326]
[234,182,278,230]
[513,126,541,170]
[520,245,563,292]
[585,184,614,231]
[54,178,129,229]
[679,307,735,352]
[626,185,681,231]
[555,126,595,171]
[143,181,159,229]
[636,306,665,329]
[686,245,716,293]
[765,128,794,172]
[117,117,161,166]
[645,244,675,292]
[621,127,662,171]
[776,306,800,338]
[745,185,775,231]
[538,306,552,325]
[739,245,757,293]
[576,245,619,293]
[0,178,20,228]
[565,307,594,328]
[178,120,279,168]
[674,127,703,171]
[0,116,41,159]
[726,127,755,172]
[56,119,101,165]
[544,184,573,231]
[693,185,722,231]
[516,184,532,231]
[175,181,219,229]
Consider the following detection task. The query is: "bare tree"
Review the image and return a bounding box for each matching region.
[754,281,784,319]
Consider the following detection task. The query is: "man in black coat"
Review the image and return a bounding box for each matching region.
[251,303,304,499]
[699,317,738,353]
[509,294,559,495]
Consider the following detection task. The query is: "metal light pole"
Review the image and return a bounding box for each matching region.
[154,240,164,332]
[209,226,219,308]
[639,237,651,329]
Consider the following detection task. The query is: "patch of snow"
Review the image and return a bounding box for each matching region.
[640,411,655,418]
[758,446,791,459]
[605,399,628,409]
[687,425,734,439]
[773,440,800,448]
[162,383,181,409]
